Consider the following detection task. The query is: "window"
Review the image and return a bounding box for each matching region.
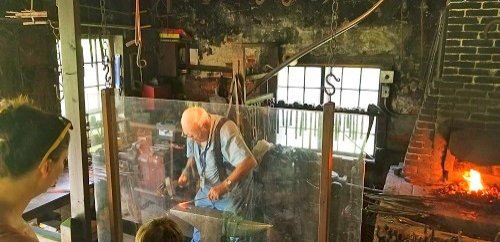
[58,38,113,116]
[277,67,323,106]
[57,38,117,150]
[276,66,380,156]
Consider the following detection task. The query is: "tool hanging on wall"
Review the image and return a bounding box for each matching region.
[99,0,113,88]
[48,20,64,102]
[308,111,313,149]
[125,0,147,85]
[5,0,47,25]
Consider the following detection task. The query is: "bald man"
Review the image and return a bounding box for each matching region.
[178,107,257,242]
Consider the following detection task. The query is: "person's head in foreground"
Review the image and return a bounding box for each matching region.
[181,107,211,144]
[0,96,72,241]
[135,217,183,242]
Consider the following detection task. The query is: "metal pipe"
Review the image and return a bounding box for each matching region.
[81,22,151,30]
[247,0,386,96]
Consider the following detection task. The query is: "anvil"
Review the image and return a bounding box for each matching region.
[170,205,272,242]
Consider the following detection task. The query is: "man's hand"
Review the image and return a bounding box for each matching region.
[178,174,189,187]
[208,183,229,201]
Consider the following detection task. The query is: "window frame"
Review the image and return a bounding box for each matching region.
[276,65,381,157]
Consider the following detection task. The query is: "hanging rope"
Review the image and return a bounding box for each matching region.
[135,0,147,84]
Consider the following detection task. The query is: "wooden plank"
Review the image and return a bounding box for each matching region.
[57,0,92,241]
[318,102,335,242]
[102,88,123,242]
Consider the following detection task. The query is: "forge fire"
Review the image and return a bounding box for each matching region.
[437,169,500,208]
[463,169,484,192]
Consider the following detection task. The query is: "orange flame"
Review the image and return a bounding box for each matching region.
[462,169,484,192]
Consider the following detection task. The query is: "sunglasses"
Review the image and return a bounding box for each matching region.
[40,115,73,163]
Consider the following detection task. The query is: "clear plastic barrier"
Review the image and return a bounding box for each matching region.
[90,96,365,242]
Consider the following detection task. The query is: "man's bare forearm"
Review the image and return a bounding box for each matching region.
[182,156,195,176]
[225,156,257,185]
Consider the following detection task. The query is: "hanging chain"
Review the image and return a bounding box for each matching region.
[327,0,339,69]
[48,20,64,102]
[324,0,340,102]
[100,0,112,88]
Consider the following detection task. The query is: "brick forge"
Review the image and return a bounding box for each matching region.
[403,0,500,184]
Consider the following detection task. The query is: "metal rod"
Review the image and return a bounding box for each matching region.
[81,22,151,30]
[102,88,123,242]
[247,0,386,96]
[80,4,147,16]
[318,102,335,242]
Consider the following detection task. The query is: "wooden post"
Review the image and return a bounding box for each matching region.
[57,0,92,241]
[101,88,123,242]
[318,102,335,242]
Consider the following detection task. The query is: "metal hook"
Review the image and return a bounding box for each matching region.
[54,83,64,102]
[324,71,340,102]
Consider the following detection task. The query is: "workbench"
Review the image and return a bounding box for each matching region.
[23,169,94,221]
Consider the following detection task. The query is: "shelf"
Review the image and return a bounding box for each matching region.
[186,64,232,73]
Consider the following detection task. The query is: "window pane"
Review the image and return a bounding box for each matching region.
[304,89,321,106]
[277,68,288,87]
[287,126,303,148]
[304,67,321,88]
[336,134,356,154]
[288,67,305,87]
[84,64,98,87]
[323,90,340,105]
[364,134,375,155]
[357,115,376,136]
[359,91,379,111]
[276,127,287,146]
[342,67,361,89]
[81,39,92,63]
[361,68,380,91]
[277,87,288,103]
[288,88,304,104]
[340,90,359,109]
[324,67,342,90]
[85,88,100,113]
[288,109,297,127]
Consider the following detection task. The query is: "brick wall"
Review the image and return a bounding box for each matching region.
[403,0,500,184]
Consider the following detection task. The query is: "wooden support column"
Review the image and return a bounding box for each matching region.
[57,0,92,241]
[101,89,123,242]
[318,102,335,242]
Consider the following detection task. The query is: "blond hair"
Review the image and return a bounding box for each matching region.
[135,217,183,242]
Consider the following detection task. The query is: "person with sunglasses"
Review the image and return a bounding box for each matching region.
[178,107,257,242]
[0,96,72,242]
